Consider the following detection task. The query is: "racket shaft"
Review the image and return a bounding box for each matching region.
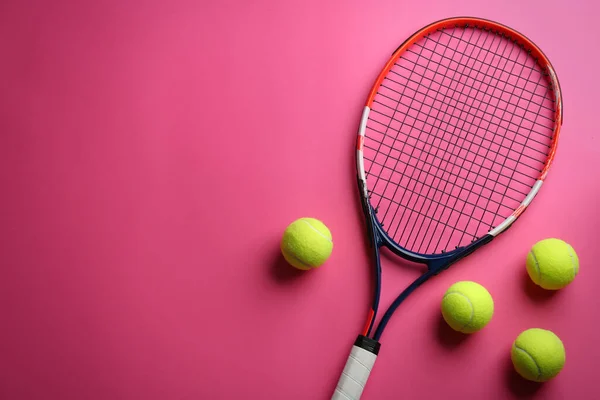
[332,345,377,400]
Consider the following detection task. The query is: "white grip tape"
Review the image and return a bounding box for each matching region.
[332,345,377,400]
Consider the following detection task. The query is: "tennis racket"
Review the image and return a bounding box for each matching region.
[332,17,562,400]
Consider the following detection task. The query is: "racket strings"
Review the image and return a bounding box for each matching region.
[384,67,555,143]
[403,28,548,250]
[373,81,553,151]
[399,53,556,128]
[441,31,551,249]
[383,26,477,249]
[364,139,527,208]
[461,28,553,241]
[367,179,503,237]
[364,119,537,205]
[363,25,557,254]
[378,26,505,248]
[368,108,545,175]
[413,29,557,116]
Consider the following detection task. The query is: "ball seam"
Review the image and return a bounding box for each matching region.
[530,248,543,285]
[443,291,474,331]
[301,219,332,243]
[565,244,577,276]
[513,344,542,381]
[283,249,311,268]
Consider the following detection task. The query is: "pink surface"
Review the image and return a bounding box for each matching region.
[0,0,598,399]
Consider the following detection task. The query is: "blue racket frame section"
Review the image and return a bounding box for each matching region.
[362,198,493,341]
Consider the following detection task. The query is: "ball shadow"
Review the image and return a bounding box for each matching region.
[522,271,561,303]
[505,352,544,398]
[436,314,471,349]
[269,249,309,283]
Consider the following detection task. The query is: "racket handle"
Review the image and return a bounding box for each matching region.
[332,335,380,400]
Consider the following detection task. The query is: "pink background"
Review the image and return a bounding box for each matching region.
[1,0,598,399]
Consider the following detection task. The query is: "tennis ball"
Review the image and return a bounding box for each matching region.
[511,328,565,382]
[280,218,333,270]
[526,238,579,290]
[441,281,494,333]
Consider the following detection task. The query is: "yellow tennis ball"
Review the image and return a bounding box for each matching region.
[440,281,494,333]
[280,218,333,270]
[526,238,579,290]
[511,328,565,382]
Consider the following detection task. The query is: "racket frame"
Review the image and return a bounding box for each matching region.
[333,16,563,400]
[355,16,562,338]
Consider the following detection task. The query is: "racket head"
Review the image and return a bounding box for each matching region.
[356,17,562,260]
